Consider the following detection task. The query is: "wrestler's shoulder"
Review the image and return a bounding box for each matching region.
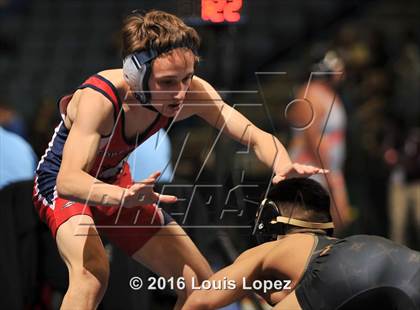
[80,68,132,106]
[95,68,127,92]
[235,241,279,262]
[267,234,316,255]
[70,69,123,117]
[189,76,217,94]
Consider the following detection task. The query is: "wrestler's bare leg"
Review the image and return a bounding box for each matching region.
[56,215,109,310]
[132,221,213,309]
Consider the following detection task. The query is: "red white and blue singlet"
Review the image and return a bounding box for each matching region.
[33,74,173,255]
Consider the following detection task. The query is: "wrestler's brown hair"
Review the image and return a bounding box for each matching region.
[121,10,200,59]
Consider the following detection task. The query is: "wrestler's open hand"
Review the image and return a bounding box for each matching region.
[272,163,329,184]
[122,171,177,208]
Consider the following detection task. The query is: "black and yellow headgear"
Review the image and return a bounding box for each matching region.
[254,178,334,244]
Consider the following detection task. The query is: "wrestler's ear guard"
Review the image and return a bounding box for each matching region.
[123,49,159,105]
[254,198,282,244]
[254,198,335,244]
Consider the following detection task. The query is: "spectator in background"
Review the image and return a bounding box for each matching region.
[340,27,392,237]
[0,127,39,310]
[0,101,27,139]
[385,30,420,248]
[127,129,173,182]
[386,128,420,249]
[0,126,36,189]
[288,50,352,230]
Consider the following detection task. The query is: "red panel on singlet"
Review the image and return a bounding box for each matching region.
[67,74,171,181]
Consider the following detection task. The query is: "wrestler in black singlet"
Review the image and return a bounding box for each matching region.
[295,234,420,310]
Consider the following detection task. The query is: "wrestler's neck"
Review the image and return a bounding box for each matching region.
[276,228,328,240]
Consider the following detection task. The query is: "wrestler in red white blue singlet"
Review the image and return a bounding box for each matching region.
[33,74,173,255]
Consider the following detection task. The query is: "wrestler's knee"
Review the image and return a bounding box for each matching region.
[69,251,110,300]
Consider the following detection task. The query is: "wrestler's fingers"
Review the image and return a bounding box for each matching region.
[148,171,161,179]
[272,175,286,184]
[156,193,178,204]
[294,164,329,175]
[304,166,329,174]
[138,178,155,184]
[292,163,306,174]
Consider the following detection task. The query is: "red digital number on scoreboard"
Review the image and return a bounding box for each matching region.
[201,0,243,23]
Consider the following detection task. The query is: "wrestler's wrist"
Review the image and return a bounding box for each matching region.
[120,188,135,208]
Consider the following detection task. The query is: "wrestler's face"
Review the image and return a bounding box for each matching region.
[148,48,195,117]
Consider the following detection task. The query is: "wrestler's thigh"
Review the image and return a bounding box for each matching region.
[56,215,108,273]
[131,221,213,282]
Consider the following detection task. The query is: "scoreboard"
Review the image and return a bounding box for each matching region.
[201,0,243,23]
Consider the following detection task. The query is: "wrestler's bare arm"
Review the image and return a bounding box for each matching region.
[184,77,325,181]
[182,245,271,310]
[182,235,313,309]
[56,88,126,205]
[56,89,177,207]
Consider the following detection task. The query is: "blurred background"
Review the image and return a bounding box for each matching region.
[0,0,419,309]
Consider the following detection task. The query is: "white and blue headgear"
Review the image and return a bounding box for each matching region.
[123,48,159,108]
[123,44,198,112]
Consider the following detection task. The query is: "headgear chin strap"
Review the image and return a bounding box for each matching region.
[254,198,334,244]
[123,49,159,112]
